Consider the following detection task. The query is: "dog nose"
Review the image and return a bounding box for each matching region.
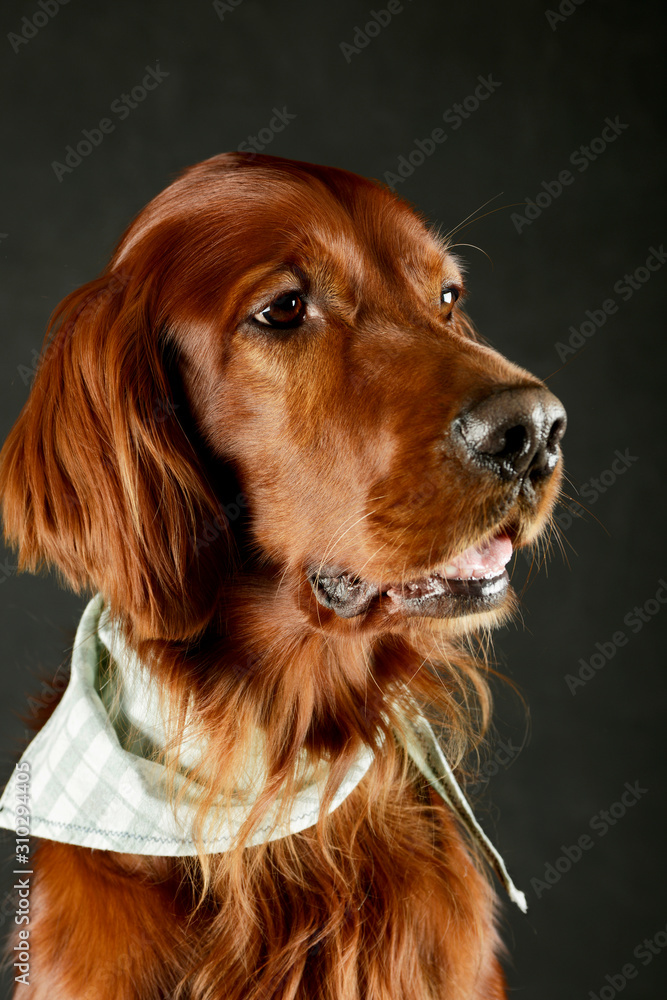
[453,386,566,481]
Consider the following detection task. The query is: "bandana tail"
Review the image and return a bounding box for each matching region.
[402,711,528,914]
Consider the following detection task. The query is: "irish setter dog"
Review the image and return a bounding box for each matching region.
[0,153,565,998]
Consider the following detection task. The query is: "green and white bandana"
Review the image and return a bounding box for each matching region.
[0,594,526,912]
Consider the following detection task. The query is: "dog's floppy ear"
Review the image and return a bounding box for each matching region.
[0,269,232,640]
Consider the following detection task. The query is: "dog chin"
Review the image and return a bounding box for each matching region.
[417,588,519,637]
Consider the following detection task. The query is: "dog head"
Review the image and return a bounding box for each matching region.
[0,153,565,643]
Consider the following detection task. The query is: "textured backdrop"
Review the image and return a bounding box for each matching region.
[1,1,665,997]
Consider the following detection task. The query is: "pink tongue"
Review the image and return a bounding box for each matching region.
[443,534,513,580]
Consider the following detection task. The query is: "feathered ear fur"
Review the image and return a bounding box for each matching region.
[0,269,232,640]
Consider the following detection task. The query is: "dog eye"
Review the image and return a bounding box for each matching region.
[441,287,459,310]
[254,292,307,329]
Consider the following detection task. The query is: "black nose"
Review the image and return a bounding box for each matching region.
[453,386,567,481]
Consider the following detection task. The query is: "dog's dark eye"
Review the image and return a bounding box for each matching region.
[441,287,459,310]
[254,292,306,329]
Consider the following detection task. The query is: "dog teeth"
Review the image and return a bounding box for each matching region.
[442,568,503,581]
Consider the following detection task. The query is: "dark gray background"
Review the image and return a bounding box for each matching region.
[1,1,665,997]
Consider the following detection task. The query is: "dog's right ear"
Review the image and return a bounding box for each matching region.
[0,270,234,640]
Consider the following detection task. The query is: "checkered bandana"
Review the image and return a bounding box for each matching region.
[0,594,526,911]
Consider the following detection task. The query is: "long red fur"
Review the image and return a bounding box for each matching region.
[0,153,563,998]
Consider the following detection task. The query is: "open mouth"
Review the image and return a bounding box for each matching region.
[308,534,514,619]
